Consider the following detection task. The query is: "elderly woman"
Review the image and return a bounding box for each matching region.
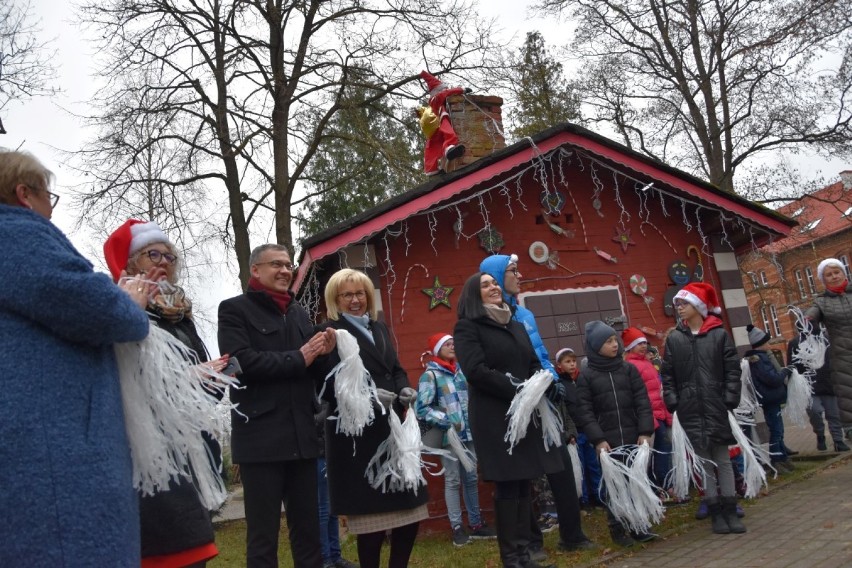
[319,268,428,568]
[0,150,152,565]
[807,258,852,438]
[453,272,563,568]
[103,219,228,568]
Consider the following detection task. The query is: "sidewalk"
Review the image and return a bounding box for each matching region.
[596,415,852,568]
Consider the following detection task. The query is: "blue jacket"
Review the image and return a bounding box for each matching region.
[0,205,150,566]
[746,349,789,406]
[480,255,557,377]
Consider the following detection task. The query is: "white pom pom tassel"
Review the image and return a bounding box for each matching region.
[568,443,583,497]
[323,329,380,437]
[504,370,562,454]
[789,307,828,371]
[600,445,663,534]
[734,358,760,425]
[364,406,428,494]
[628,442,665,531]
[727,411,769,498]
[445,428,476,473]
[116,325,239,510]
[666,412,706,500]
[783,369,812,427]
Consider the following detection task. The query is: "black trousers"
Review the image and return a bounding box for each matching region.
[240,459,321,568]
[530,445,586,546]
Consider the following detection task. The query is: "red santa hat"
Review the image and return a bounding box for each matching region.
[621,327,648,352]
[427,332,453,356]
[420,70,447,97]
[674,282,722,318]
[104,219,170,282]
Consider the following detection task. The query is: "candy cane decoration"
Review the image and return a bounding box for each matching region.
[640,221,677,255]
[400,264,429,322]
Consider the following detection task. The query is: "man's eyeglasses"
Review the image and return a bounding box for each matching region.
[140,250,178,265]
[338,290,367,301]
[505,267,520,276]
[255,260,296,271]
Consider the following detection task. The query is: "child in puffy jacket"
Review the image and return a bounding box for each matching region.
[662,282,745,535]
[745,325,794,473]
[575,321,656,548]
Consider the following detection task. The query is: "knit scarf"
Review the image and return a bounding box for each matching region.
[248,276,292,313]
[148,283,192,323]
[483,302,512,325]
[586,348,625,372]
[826,280,849,295]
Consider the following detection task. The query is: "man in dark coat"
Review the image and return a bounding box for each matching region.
[218,244,337,568]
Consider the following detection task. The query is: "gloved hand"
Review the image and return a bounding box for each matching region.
[398,387,418,406]
[464,87,473,94]
[376,388,397,410]
[545,380,566,404]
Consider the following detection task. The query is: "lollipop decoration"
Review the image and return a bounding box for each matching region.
[629,274,657,324]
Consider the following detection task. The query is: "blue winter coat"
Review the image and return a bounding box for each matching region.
[0,205,150,567]
[480,255,557,377]
[746,350,789,406]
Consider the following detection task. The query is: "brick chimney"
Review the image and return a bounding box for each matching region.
[444,94,506,173]
[840,170,852,191]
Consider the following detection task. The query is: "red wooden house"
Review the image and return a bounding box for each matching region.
[293,95,795,531]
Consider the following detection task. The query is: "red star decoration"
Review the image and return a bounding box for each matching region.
[612,223,636,253]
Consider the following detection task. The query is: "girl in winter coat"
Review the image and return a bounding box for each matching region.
[622,328,674,495]
[806,258,852,438]
[415,332,494,546]
[454,272,564,568]
[575,321,656,548]
[661,282,744,535]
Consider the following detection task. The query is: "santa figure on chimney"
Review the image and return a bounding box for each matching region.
[415,70,470,175]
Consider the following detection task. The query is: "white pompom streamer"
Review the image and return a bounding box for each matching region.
[727,411,770,498]
[116,325,240,510]
[322,329,381,437]
[666,412,706,499]
[783,369,813,427]
[734,358,760,425]
[789,307,828,371]
[599,444,663,534]
[364,405,427,495]
[504,370,563,454]
[568,443,583,497]
[445,427,476,473]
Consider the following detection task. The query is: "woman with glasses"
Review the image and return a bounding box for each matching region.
[319,268,428,568]
[104,219,230,568]
[0,151,153,566]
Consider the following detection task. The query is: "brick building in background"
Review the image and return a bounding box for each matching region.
[738,171,852,360]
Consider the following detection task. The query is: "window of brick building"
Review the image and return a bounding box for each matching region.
[760,271,769,286]
[760,304,771,335]
[795,270,806,299]
[747,271,759,289]
[769,304,782,337]
[840,255,851,279]
[805,267,816,295]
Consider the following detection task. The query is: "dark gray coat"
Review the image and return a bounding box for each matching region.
[807,285,852,424]
[454,316,563,482]
[661,320,742,449]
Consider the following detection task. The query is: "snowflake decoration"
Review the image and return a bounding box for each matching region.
[422,276,454,310]
[612,222,636,253]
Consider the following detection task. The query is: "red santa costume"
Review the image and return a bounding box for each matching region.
[419,70,466,175]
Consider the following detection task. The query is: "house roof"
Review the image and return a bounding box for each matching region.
[762,177,852,254]
[294,122,796,291]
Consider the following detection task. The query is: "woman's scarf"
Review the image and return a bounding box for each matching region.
[826,280,849,295]
[483,302,512,325]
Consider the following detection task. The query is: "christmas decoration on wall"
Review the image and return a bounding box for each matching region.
[401,264,429,322]
[539,189,566,215]
[540,209,574,238]
[422,276,454,310]
[687,245,704,282]
[594,247,618,263]
[663,260,692,317]
[629,274,657,324]
[529,241,576,274]
[639,221,678,255]
[612,222,636,253]
[478,226,504,253]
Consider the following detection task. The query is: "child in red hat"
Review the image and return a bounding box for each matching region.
[662,282,745,534]
[415,332,494,546]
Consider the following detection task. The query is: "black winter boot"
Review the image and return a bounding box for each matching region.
[707,498,730,534]
[609,523,636,547]
[494,498,524,568]
[517,497,556,568]
[721,497,747,533]
[816,434,827,451]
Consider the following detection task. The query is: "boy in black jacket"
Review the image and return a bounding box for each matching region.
[575,321,655,547]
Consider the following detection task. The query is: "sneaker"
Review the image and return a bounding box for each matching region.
[537,514,559,534]
[452,525,470,547]
[630,531,657,543]
[695,500,709,520]
[468,522,496,540]
[835,440,851,452]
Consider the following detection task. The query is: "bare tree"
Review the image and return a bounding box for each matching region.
[0,0,56,133]
[535,0,852,195]
[73,0,500,286]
